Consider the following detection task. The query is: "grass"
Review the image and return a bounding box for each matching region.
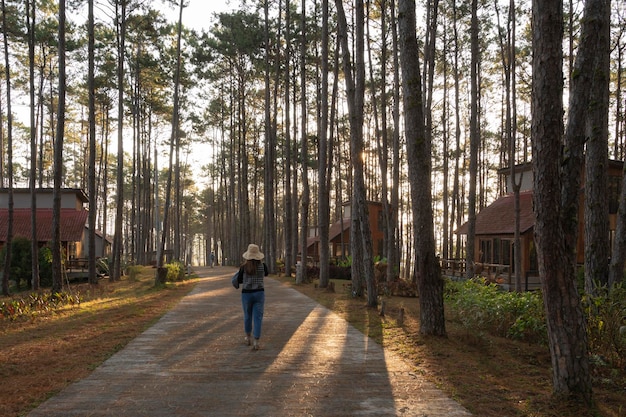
[1,269,624,417]
[0,267,198,417]
[274,276,626,417]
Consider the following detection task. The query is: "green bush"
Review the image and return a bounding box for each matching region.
[445,278,547,344]
[584,284,626,369]
[96,257,110,277]
[0,291,81,321]
[126,265,142,281]
[165,261,186,282]
[0,238,54,290]
[337,256,352,268]
[38,246,53,287]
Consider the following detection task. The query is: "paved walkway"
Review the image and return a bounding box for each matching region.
[28,267,472,417]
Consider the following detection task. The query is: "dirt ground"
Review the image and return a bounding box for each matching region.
[274,276,626,417]
[1,271,624,417]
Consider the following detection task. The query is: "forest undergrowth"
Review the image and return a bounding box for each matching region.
[0,267,623,417]
[276,274,626,417]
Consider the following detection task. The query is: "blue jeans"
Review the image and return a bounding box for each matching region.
[242,291,265,339]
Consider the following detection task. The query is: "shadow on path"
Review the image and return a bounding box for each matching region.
[28,266,472,417]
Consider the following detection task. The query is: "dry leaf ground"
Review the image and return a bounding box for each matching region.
[1,269,624,417]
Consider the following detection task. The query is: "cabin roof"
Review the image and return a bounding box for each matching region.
[0,208,89,242]
[307,217,351,248]
[457,191,535,236]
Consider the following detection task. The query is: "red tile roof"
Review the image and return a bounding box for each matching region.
[0,208,88,242]
[457,191,535,235]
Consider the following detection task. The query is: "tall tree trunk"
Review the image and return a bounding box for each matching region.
[441,20,450,262]
[284,0,295,277]
[532,0,592,402]
[157,0,185,282]
[52,0,67,294]
[465,0,479,279]
[1,0,14,296]
[336,0,376,307]
[27,0,40,290]
[451,0,462,261]
[318,0,331,288]
[584,0,611,293]
[112,0,127,282]
[390,0,401,280]
[297,0,310,285]
[263,0,277,274]
[610,39,626,279]
[87,0,98,285]
[398,0,446,336]
[495,0,522,290]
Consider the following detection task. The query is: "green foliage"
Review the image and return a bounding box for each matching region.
[0,291,82,321]
[38,246,54,287]
[446,277,626,369]
[165,261,186,282]
[584,283,626,369]
[97,257,110,277]
[445,278,547,344]
[0,238,54,289]
[0,237,31,290]
[373,255,387,264]
[336,256,352,268]
[126,265,143,282]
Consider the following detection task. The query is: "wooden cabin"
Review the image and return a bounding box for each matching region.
[306,201,386,264]
[0,188,111,266]
[455,161,623,290]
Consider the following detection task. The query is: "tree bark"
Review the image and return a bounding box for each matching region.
[336,0,376,306]
[297,0,310,285]
[531,0,592,402]
[26,0,40,290]
[52,0,67,293]
[111,0,127,282]
[398,0,446,336]
[318,0,331,288]
[87,0,98,285]
[465,0,479,280]
[1,0,14,296]
[583,0,611,294]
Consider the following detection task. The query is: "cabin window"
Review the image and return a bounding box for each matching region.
[501,239,512,270]
[529,240,538,272]
[68,242,78,259]
[479,238,513,269]
[479,239,492,263]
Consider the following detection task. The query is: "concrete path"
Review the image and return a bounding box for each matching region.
[28,267,472,417]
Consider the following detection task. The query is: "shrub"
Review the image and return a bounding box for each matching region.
[584,284,626,369]
[329,265,351,280]
[445,278,546,344]
[38,246,54,287]
[0,238,54,289]
[165,261,186,282]
[337,256,352,268]
[126,265,143,281]
[0,291,81,321]
[96,257,110,277]
[305,265,319,282]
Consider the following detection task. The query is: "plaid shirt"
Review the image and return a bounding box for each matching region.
[241,262,268,292]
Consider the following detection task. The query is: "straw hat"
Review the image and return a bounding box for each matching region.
[242,244,264,261]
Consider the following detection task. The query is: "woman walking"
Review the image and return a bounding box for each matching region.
[239,244,268,350]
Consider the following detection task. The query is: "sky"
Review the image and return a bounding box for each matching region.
[164,0,236,32]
